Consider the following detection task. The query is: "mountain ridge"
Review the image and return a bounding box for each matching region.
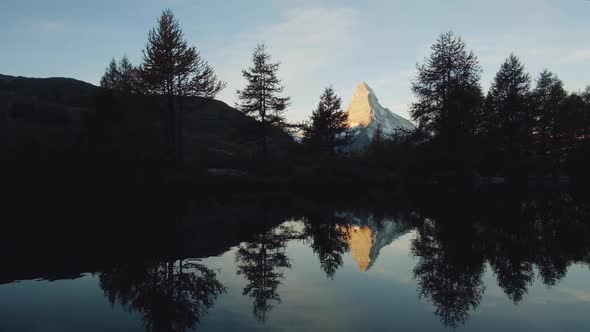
[346,82,415,150]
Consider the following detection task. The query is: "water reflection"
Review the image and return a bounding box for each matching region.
[336,211,412,272]
[410,190,590,328]
[235,222,297,322]
[412,219,487,328]
[303,212,351,278]
[2,190,590,331]
[99,259,225,332]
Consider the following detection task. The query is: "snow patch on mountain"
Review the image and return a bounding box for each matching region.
[346,82,415,149]
[335,210,412,272]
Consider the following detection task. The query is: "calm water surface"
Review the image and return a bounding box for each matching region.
[1,191,590,331]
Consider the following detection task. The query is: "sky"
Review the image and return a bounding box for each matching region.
[1,0,589,122]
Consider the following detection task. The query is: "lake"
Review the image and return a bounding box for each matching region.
[1,189,590,331]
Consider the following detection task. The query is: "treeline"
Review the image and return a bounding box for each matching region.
[98,11,589,184]
[99,9,226,165]
[99,9,349,162]
[367,32,590,184]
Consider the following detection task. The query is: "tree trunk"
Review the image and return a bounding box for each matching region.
[261,75,268,159]
[177,78,184,168]
[167,79,176,159]
[261,116,268,159]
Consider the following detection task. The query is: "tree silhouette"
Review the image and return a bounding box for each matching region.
[236,44,291,158]
[99,259,226,332]
[531,70,567,172]
[566,87,590,180]
[139,9,225,163]
[407,188,590,328]
[488,235,535,304]
[303,213,351,279]
[365,124,388,161]
[302,87,351,154]
[235,223,295,322]
[481,54,533,176]
[100,59,120,90]
[411,31,483,151]
[411,218,486,328]
[559,93,587,157]
[100,56,140,93]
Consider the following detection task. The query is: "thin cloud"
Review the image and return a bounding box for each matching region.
[212,7,358,121]
[236,7,356,79]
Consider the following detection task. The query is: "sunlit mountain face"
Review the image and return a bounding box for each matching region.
[342,225,373,271]
[346,82,415,150]
[336,211,412,272]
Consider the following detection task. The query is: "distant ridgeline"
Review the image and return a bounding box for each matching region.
[0,74,294,168]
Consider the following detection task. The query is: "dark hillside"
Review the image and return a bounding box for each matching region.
[0,74,295,175]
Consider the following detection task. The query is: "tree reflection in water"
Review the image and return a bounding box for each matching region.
[303,212,351,279]
[411,218,486,328]
[95,190,590,330]
[99,259,225,332]
[235,223,297,322]
[410,190,590,328]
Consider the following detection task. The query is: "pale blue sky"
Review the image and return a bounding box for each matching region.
[1,0,589,121]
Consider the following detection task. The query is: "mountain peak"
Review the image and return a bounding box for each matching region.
[335,211,413,272]
[347,83,374,128]
[356,81,375,96]
[345,82,415,150]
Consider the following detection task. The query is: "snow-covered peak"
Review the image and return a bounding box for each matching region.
[347,82,375,128]
[357,82,382,99]
[357,81,371,92]
[345,82,415,149]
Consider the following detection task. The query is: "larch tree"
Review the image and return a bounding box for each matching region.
[117,56,140,93]
[100,59,120,90]
[482,54,533,173]
[560,92,588,155]
[366,124,387,161]
[531,70,567,166]
[302,87,350,154]
[235,224,294,322]
[236,44,290,157]
[100,56,140,93]
[411,31,483,153]
[583,87,590,140]
[140,9,226,163]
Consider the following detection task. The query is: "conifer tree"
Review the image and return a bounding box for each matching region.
[100,56,140,93]
[411,32,483,151]
[560,92,587,153]
[302,87,350,154]
[531,70,567,165]
[366,124,388,162]
[100,59,120,90]
[235,224,294,322]
[583,86,590,104]
[237,44,290,157]
[566,86,590,180]
[139,9,225,162]
[482,54,533,172]
[580,86,590,140]
[117,56,139,93]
